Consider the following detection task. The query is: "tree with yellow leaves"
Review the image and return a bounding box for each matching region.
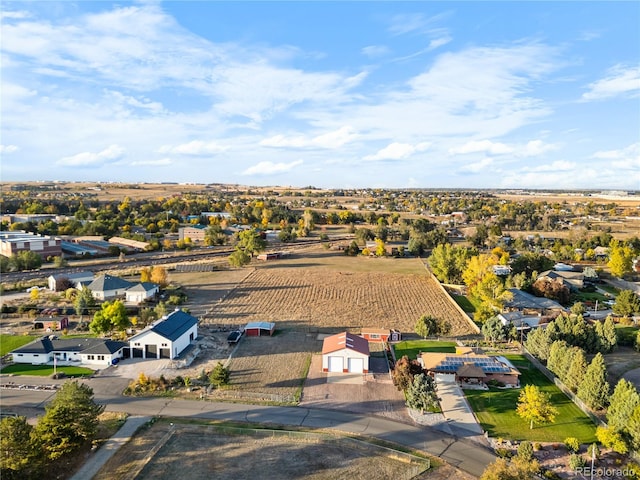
[516,384,558,429]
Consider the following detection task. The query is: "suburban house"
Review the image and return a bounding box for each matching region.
[244,321,276,336]
[128,309,198,359]
[360,328,402,343]
[538,270,584,291]
[81,274,158,304]
[47,270,94,291]
[322,332,370,374]
[10,337,128,367]
[125,282,160,303]
[84,274,133,301]
[497,311,542,331]
[505,288,566,316]
[420,352,520,387]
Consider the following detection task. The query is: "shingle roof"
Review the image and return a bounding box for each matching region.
[506,288,565,310]
[49,271,94,281]
[87,274,133,292]
[148,310,198,342]
[322,332,369,356]
[11,337,127,355]
[126,282,158,293]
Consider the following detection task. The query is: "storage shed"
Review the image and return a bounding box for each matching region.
[322,332,370,374]
[244,321,276,336]
[360,328,402,343]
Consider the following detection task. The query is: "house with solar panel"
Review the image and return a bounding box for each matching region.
[419,351,520,387]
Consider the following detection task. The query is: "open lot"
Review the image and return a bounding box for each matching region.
[94,421,431,480]
[177,247,477,337]
[464,355,596,443]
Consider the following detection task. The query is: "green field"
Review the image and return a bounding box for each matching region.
[464,354,597,443]
[0,334,39,356]
[0,364,95,377]
[450,294,476,313]
[393,340,457,359]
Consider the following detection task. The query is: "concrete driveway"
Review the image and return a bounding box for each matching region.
[100,358,173,380]
[437,382,484,436]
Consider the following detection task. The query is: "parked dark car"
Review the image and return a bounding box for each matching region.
[227,330,243,345]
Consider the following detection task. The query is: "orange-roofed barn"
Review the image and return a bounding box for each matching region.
[322,332,370,374]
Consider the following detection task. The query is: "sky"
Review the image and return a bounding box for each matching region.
[1,1,639,190]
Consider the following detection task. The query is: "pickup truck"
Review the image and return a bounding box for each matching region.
[227,330,243,345]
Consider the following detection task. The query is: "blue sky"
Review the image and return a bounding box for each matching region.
[1,1,639,189]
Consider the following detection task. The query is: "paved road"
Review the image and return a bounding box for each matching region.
[1,375,496,478]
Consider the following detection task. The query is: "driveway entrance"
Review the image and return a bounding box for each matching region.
[437,382,484,435]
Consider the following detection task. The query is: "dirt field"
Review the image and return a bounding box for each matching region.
[175,247,477,337]
[94,421,431,480]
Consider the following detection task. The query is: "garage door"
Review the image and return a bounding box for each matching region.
[145,345,158,359]
[328,356,343,372]
[159,348,171,359]
[348,358,364,373]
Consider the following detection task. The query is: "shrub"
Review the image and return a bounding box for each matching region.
[495,447,513,458]
[517,441,534,460]
[533,442,542,451]
[568,454,585,470]
[564,437,580,453]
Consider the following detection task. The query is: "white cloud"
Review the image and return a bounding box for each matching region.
[592,142,639,160]
[0,11,31,20]
[260,126,358,149]
[388,13,430,36]
[428,36,452,50]
[458,158,494,173]
[158,140,228,155]
[0,144,19,154]
[57,144,124,166]
[130,158,172,166]
[449,140,512,155]
[242,160,303,176]
[364,141,430,161]
[582,65,640,101]
[361,45,391,58]
[519,140,559,157]
[521,160,576,172]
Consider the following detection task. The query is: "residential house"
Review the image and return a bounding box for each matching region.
[48,271,94,291]
[420,352,520,387]
[125,282,160,303]
[84,274,133,301]
[10,337,128,367]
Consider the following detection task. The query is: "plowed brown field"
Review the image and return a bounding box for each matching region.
[198,248,477,336]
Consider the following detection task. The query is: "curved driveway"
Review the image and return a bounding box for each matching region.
[1,375,495,478]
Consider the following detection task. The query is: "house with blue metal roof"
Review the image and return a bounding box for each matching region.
[127,309,198,359]
[10,337,128,367]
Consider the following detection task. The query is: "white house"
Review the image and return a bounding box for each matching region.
[10,337,128,367]
[125,282,160,303]
[47,271,94,291]
[321,332,370,374]
[128,309,198,359]
[84,274,133,301]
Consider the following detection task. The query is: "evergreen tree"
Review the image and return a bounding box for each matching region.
[405,373,439,414]
[35,381,104,461]
[564,348,587,393]
[607,379,640,437]
[628,405,640,451]
[524,326,552,361]
[0,416,42,480]
[577,353,610,410]
[482,316,507,343]
[74,287,96,317]
[547,340,571,380]
[613,289,640,317]
[601,317,618,353]
[209,362,230,387]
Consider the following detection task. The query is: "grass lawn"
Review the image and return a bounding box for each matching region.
[464,354,596,443]
[572,290,608,304]
[451,294,476,313]
[0,334,39,356]
[615,325,639,347]
[393,340,457,359]
[0,364,95,377]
